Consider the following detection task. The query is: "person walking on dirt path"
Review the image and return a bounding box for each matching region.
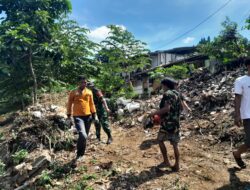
[88,81,113,144]
[67,76,98,162]
[150,77,182,172]
[233,58,250,169]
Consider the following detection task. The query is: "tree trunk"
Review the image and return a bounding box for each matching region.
[28,50,37,105]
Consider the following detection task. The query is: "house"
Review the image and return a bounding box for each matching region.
[151,46,196,67]
[131,46,209,95]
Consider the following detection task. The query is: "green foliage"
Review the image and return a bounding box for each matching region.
[47,19,98,85]
[197,17,248,64]
[95,25,150,97]
[246,16,250,30]
[0,0,73,107]
[125,90,139,99]
[71,174,96,190]
[172,178,189,190]
[82,174,97,181]
[38,170,52,186]
[199,36,211,45]
[90,159,98,164]
[0,159,5,176]
[149,67,165,79]
[72,181,87,190]
[48,160,74,181]
[149,64,189,80]
[0,132,4,141]
[122,81,138,99]
[76,166,88,173]
[11,149,28,165]
[165,65,189,79]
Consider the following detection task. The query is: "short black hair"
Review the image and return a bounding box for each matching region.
[161,77,176,90]
[77,75,86,81]
[244,57,250,66]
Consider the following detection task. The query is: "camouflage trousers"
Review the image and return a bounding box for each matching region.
[95,111,111,139]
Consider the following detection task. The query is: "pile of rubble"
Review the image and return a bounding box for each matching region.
[0,65,248,189]
[0,104,74,189]
[179,67,246,144]
[180,67,245,113]
[113,66,247,145]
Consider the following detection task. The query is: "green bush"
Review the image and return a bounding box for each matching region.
[149,64,190,80]
[38,170,52,186]
[12,149,28,165]
[82,174,97,181]
[164,65,189,79]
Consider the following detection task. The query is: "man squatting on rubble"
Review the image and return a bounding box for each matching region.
[233,58,250,169]
[67,75,98,161]
[150,77,182,172]
[88,81,113,144]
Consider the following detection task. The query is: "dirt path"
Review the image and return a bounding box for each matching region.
[57,122,250,190]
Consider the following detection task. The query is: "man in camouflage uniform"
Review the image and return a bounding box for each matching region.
[150,77,182,172]
[88,82,113,144]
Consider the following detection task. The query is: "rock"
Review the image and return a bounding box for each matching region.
[223,158,230,164]
[50,105,58,112]
[125,102,140,113]
[94,166,101,171]
[137,115,146,123]
[99,161,113,170]
[31,111,42,118]
[117,109,124,116]
[210,111,216,115]
[116,97,132,106]
[182,131,191,137]
[194,101,200,107]
[13,150,51,185]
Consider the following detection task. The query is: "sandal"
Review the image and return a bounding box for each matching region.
[233,152,246,169]
[156,162,171,168]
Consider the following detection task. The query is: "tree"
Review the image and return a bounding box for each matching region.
[246,15,250,30]
[41,19,98,87]
[198,36,210,45]
[96,25,150,97]
[0,0,72,105]
[198,17,248,64]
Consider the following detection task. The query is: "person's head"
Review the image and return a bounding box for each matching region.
[87,81,95,89]
[161,77,176,91]
[77,75,87,89]
[244,57,250,69]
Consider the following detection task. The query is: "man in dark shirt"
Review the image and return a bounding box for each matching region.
[150,77,182,172]
[88,82,113,144]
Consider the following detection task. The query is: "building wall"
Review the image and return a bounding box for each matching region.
[151,52,190,68]
[151,56,158,68]
[133,82,143,94]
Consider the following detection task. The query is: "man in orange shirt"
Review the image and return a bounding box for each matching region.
[67,76,97,161]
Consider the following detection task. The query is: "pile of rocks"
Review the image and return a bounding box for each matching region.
[0,104,74,189]
[114,66,247,145]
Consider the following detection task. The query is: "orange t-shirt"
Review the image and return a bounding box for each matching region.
[67,88,96,116]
